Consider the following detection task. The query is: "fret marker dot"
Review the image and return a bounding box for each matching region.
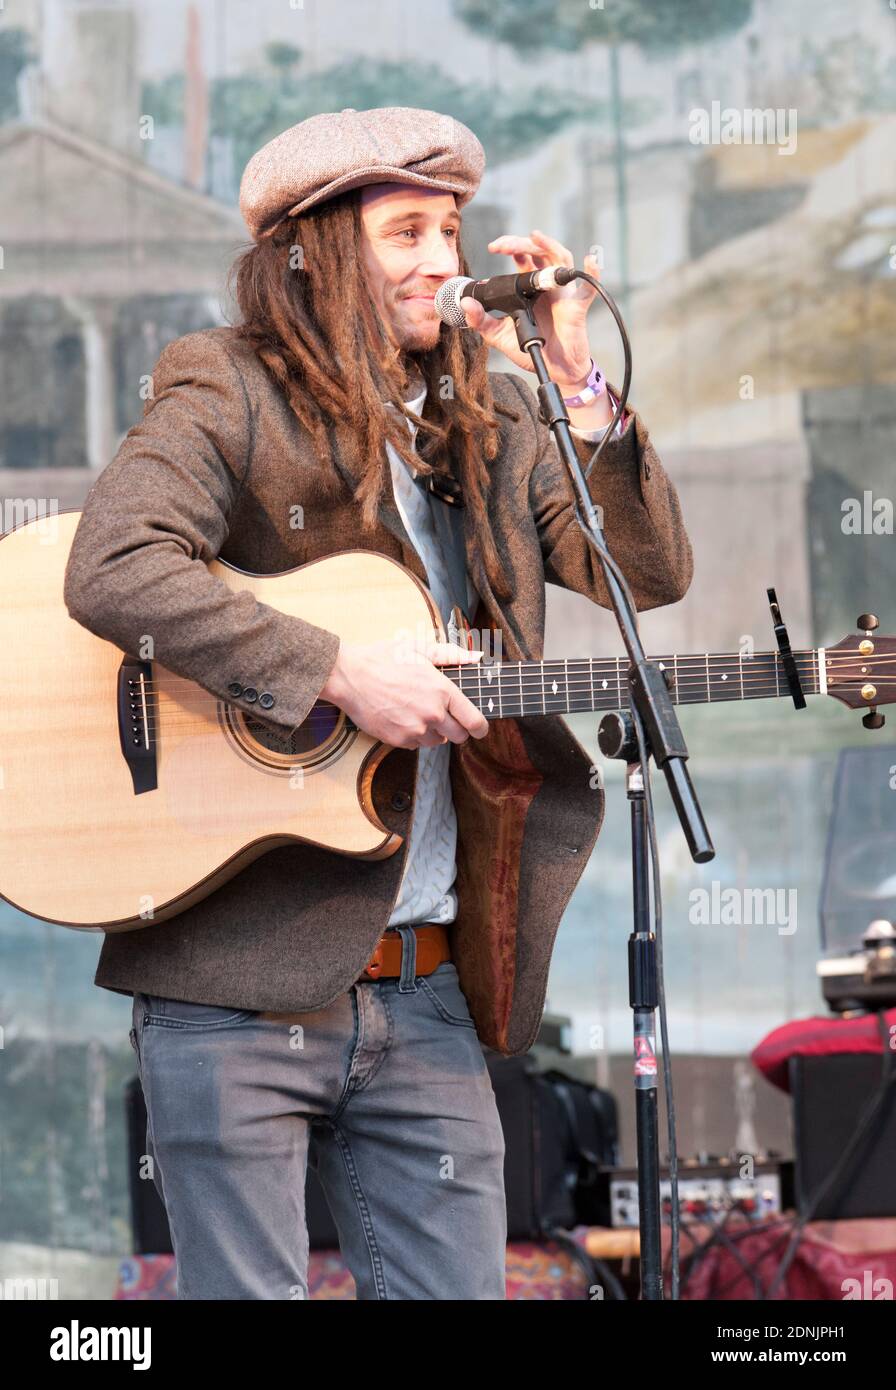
[551,680,558,695]
[602,680,608,689]
[487,698,494,713]
[721,673,727,680]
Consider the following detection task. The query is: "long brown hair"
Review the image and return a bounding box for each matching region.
[228,189,516,603]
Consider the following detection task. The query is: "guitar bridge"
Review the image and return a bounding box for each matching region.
[117,656,158,794]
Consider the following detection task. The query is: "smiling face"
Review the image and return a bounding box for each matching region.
[358,183,462,352]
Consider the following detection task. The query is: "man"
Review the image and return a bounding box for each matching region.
[63,107,693,1300]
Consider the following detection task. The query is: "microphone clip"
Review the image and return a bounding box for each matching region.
[418,470,464,508]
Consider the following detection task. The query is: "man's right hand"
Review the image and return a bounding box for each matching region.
[319,637,489,749]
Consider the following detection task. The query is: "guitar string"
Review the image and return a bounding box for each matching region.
[109,656,889,732]
[117,648,882,686]
[121,665,834,709]
[117,662,886,715]
[119,676,885,737]
[117,664,889,711]
[118,652,887,699]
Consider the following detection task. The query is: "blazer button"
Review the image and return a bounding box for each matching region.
[391,791,411,812]
[243,687,259,703]
[227,682,243,697]
[259,692,275,709]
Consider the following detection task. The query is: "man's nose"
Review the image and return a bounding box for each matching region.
[415,232,460,279]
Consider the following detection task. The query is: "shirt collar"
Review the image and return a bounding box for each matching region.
[403,385,427,418]
[385,376,427,433]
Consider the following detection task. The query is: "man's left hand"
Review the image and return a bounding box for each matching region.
[459,230,600,391]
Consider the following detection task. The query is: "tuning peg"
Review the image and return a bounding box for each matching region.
[857,613,879,633]
[862,707,885,730]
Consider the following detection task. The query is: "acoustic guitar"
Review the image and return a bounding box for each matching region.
[0,511,892,931]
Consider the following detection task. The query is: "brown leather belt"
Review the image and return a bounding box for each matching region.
[257,925,452,1022]
[358,922,451,981]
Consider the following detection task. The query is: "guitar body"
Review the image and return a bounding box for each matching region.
[0,512,443,931]
[4,513,892,933]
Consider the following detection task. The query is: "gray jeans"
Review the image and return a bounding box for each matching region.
[128,929,507,1300]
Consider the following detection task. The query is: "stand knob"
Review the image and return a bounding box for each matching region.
[598,710,639,761]
[857,613,879,632]
[862,708,886,730]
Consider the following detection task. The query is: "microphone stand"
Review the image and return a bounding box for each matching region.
[506,289,715,1301]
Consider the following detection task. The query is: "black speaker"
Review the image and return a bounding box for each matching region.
[125,1076,175,1256]
[790,1051,896,1220]
[488,1055,618,1238]
[819,744,896,956]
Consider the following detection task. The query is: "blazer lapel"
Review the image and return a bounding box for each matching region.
[327,417,422,568]
[326,415,508,651]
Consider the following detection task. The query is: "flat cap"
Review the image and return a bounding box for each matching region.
[239,106,485,242]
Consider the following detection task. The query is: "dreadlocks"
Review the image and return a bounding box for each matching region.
[228,188,517,604]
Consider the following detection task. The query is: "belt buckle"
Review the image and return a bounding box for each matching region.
[363,941,385,981]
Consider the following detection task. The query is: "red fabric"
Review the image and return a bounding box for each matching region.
[119,1222,896,1301]
[669,1217,896,1300]
[750,1008,896,1093]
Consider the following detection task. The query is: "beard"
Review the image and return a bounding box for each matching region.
[387,289,442,353]
[400,328,440,352]
[393,314,441,353]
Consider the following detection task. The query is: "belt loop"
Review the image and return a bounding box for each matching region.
[396,925,418,993]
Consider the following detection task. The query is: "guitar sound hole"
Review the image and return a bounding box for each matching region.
[244,701,341,757]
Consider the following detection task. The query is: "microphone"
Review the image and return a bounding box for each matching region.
[434,265,576,326]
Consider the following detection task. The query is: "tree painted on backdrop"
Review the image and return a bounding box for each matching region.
[141,44,649,194]
[453,0,755,305]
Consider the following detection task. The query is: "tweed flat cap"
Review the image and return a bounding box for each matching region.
[239,106,485,241]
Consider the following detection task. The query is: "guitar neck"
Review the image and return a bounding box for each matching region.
[439,648,825,720]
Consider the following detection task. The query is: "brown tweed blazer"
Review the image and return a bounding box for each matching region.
[63,326,693,1056]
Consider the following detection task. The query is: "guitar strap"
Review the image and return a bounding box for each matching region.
[414,472,474,648]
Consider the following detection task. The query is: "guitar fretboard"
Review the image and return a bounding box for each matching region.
[436,649,821,719]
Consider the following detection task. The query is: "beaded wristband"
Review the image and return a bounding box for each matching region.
[562,359,606,408]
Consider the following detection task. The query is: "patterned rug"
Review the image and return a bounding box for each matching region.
[116,1232,595,1300]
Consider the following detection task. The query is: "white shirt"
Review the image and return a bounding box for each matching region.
[385,379,623,927]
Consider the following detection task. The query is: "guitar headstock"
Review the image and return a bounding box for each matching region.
[825,615,896,729]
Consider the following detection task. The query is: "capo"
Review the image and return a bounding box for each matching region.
[767,587,806,710]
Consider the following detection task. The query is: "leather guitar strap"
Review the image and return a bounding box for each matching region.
[415,473,473,647]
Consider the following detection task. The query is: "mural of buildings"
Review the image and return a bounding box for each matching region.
[1,0,895,1277]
